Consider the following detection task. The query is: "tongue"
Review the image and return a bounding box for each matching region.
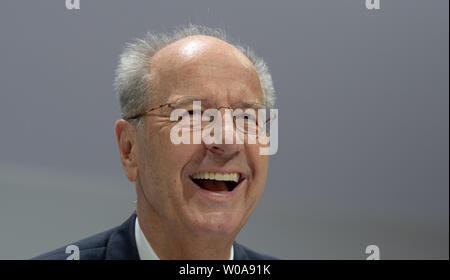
[196,179,228,192]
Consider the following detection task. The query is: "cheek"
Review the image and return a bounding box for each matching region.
[247,143,269,175]
[247,146,269,198]
[144,129,194,168]
[143,131,200,188]
[165,143,200,173]
[138,133,202,214]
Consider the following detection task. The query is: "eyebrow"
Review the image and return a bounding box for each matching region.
[192,99,265,107]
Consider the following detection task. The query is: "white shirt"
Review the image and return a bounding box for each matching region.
[135,216,234,260]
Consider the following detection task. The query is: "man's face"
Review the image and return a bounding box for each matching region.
[134,36,269,238]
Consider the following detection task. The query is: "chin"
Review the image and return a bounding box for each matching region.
[190,211,242,237]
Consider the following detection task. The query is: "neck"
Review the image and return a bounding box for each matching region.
[135,188,234,260]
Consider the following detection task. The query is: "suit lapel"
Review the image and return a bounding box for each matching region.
[105,212,140,260]
[233,242,250,260]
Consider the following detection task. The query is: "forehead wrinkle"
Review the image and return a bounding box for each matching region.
[150,35,263,104]
[172,72,262,104]
[179,63,255,85]
[153,64,262,103]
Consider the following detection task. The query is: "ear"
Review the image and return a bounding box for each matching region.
[115,119,138,182]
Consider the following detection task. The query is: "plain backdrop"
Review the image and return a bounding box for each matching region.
[0,0,448,259]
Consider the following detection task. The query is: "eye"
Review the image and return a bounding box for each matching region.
[236,113,256,121]
[186,109,208,116]
[176,110,193,121]
[180,109,195,118]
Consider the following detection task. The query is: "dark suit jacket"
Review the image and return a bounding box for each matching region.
[33,212,276,260]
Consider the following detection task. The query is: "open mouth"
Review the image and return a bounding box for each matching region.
[190,172,244,193]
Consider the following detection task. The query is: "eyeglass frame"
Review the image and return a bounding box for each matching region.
[124,96,275,131]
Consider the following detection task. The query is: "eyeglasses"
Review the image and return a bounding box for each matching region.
[125,96,276,135]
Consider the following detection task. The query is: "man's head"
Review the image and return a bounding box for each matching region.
[114,25,275,253]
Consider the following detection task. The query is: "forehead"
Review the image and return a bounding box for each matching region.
[150,36,264,105]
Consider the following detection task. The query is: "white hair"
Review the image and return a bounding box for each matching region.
[114,24,275,125]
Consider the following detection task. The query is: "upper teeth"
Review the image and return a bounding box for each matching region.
[192,172,240,183]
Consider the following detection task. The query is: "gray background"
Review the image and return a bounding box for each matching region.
[0,0,448,259]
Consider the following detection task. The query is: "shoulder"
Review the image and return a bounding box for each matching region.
[233,242,278,260]
[32,213,139,260]
[32,226,116,260]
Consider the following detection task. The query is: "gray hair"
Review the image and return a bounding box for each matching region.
[114,24,275,126]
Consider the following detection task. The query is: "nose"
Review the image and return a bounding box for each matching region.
[202,108,244,158]
[204,141,243,158]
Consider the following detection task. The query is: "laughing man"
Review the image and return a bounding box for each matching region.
[34,24,277,260]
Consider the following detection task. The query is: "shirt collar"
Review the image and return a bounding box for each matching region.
[135,216,234,260]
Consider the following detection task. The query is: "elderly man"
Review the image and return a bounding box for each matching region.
[34,25,276,260]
